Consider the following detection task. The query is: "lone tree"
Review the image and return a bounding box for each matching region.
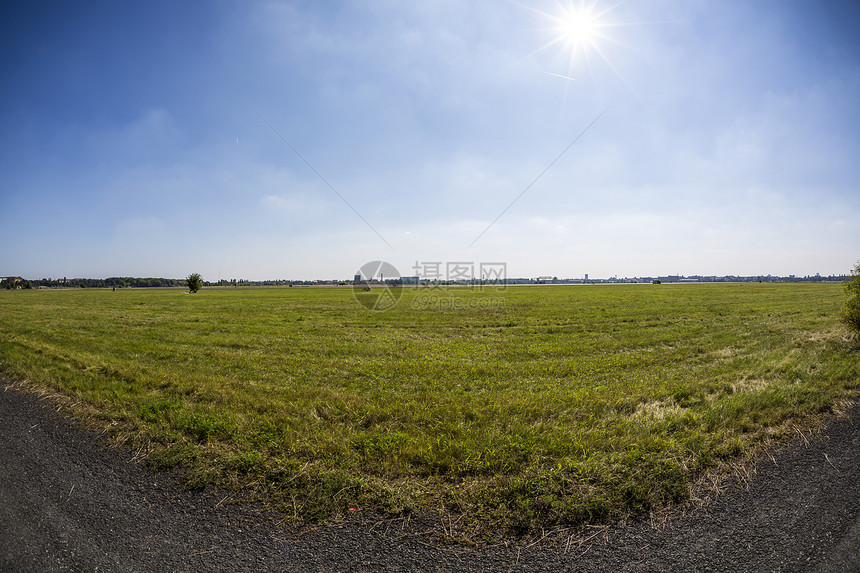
[843,261,860,335]
[186,273,203,294]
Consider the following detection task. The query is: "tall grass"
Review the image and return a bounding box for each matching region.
[0,283,856,534]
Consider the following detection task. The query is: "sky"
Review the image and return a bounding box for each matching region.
[1,0,858,281]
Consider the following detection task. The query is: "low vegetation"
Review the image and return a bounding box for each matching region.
[842,261,860,335]
[0,283,857,537]
[186,273,203,294]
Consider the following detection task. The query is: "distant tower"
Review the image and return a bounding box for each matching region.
[584,273,588,281]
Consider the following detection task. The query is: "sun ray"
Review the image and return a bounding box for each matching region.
[506,0,646,104]
[514,0,647,105]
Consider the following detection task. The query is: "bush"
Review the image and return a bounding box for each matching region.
[843,261,860,334]
[186,273,203,294]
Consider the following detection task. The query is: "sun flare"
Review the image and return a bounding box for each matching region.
[527,0,627,83]
[555,5,603,53]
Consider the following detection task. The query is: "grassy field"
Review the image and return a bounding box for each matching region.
[0,283,857,537]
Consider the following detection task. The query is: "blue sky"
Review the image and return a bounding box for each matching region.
[1,0,858,281]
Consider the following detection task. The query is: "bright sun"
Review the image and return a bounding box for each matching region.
[556,5,603,53]
[527,0,624,83]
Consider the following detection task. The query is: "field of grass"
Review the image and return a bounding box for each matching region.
[0,283,857,537]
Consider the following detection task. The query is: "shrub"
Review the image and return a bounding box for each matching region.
[843,261,860,334]
[186,273,203,294]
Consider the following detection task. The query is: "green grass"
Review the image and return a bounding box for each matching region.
[0,284,857,536]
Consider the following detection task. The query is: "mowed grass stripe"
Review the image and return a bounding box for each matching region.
[0,283,856,534]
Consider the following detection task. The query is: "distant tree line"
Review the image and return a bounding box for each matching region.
[103,277,186,288]
[2,277,31,289]
[4,272,855,291]
[17,277,187,289]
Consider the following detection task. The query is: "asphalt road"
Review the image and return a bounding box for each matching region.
[1,382,858,572]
